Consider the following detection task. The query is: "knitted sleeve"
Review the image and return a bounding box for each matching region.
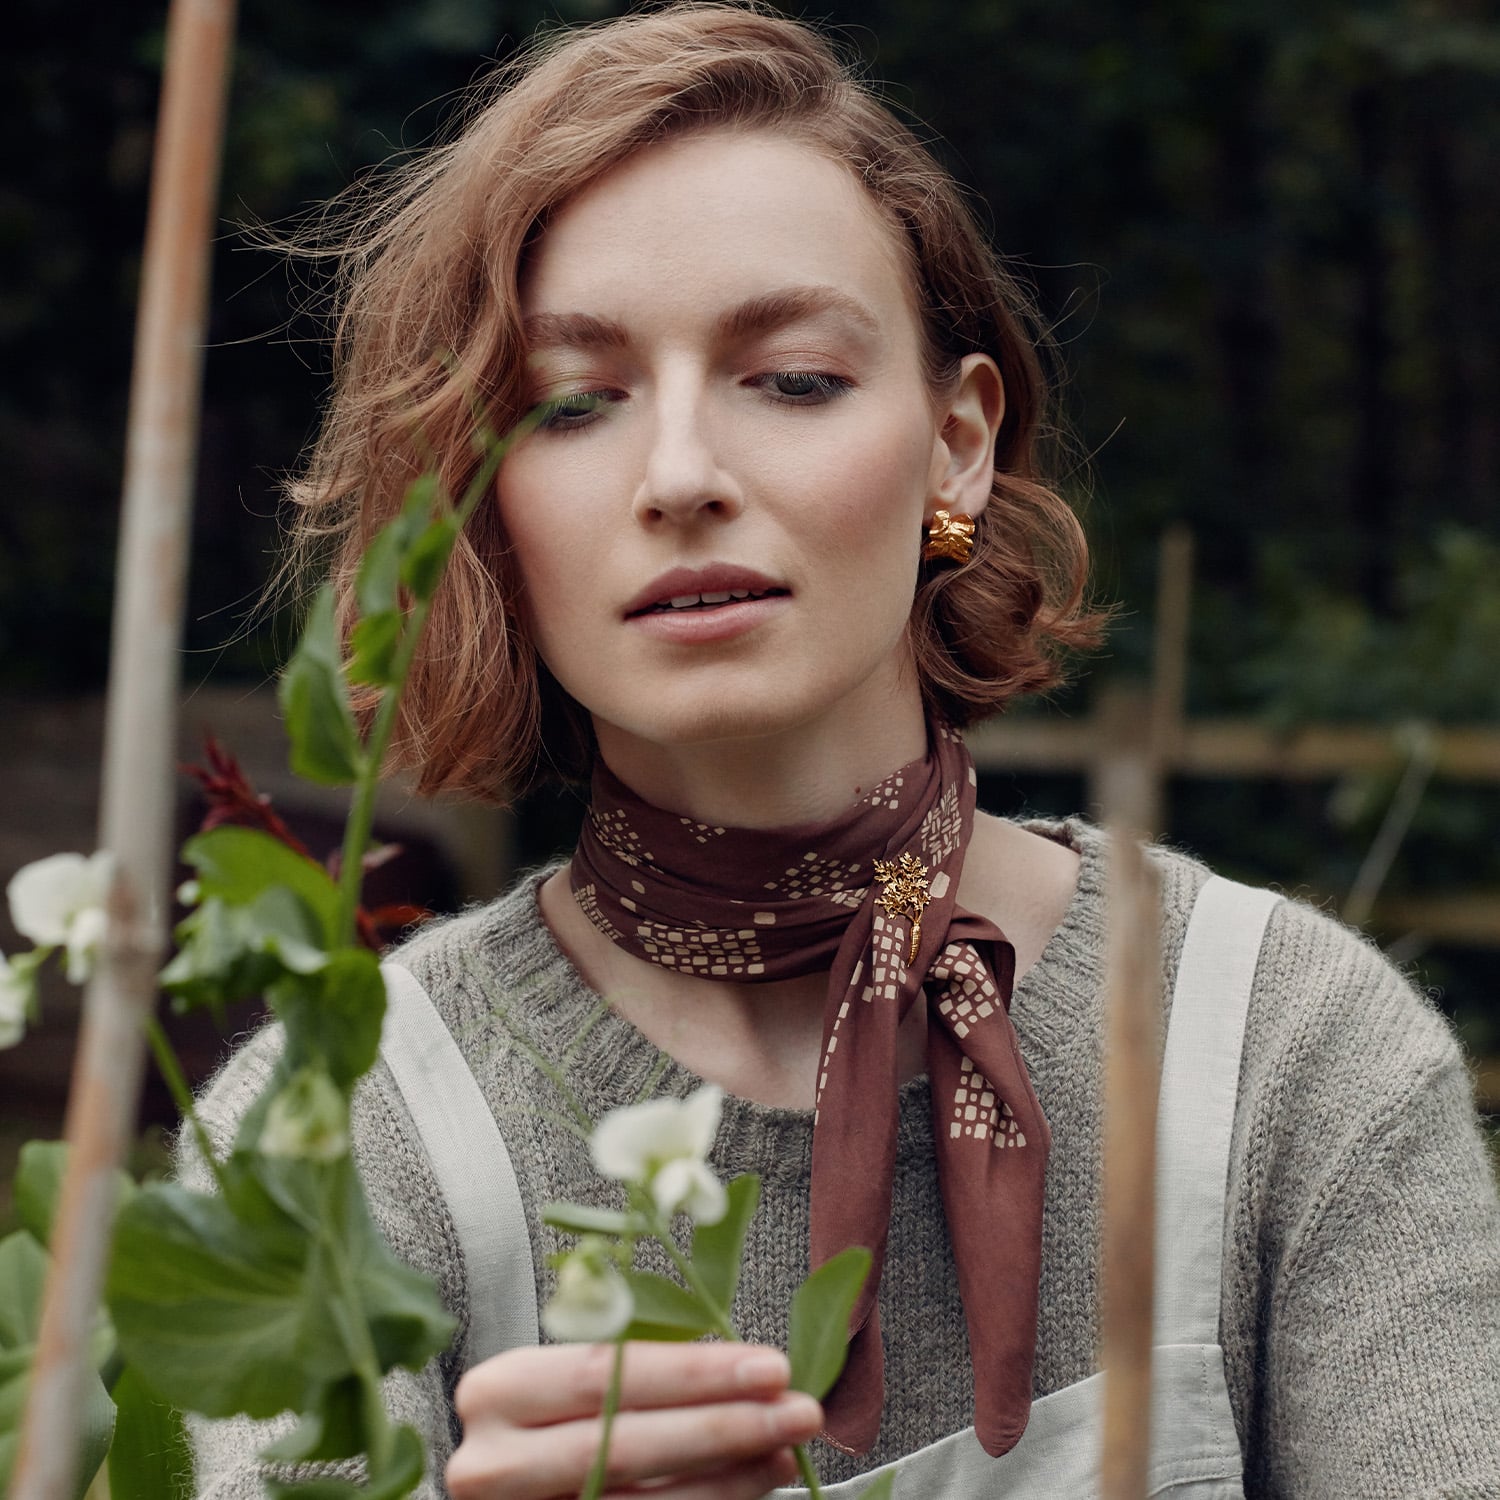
[175,1024,469,1500]
[1224,897,1500,1499]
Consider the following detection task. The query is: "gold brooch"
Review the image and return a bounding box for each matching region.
[874,851,932,965]
[921,509,976,565]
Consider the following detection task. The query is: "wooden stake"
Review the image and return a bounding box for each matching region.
[1096,686,1164,1500]
[11,1,236,1495]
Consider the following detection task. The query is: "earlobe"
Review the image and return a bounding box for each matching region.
[932,354,1004,522]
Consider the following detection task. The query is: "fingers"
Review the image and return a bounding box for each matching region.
[456,1342,794,1427]
[447,1343,822,1500]
[450,1393,822,1498]
[601,1449,800,1498]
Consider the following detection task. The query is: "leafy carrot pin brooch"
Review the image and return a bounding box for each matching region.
[874,852,932,966]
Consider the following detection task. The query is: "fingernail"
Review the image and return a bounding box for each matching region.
[735,1349,790,1390]
[774,1393,823,1437]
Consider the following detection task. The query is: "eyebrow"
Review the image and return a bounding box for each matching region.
[521,284,881,352]
[715,285,881,342]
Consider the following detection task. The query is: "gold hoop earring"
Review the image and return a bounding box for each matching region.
[922,509,976,565]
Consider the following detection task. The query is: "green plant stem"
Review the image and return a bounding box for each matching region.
[641,1202,825,1498]
[643,1203,736,1340]
[145,1015,227,1196]
[794,1444,825,1496]
[334,596,432,947]
[578,1335,627,1500]
[320,1189,397,1475]
[331,421,520,950]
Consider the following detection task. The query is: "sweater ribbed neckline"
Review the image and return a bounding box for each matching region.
[452,818,1111,1181]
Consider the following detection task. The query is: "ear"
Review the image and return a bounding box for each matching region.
[928,354,1004,521]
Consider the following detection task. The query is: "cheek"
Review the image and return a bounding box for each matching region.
[492,488,578,657]
[797,419,934,557]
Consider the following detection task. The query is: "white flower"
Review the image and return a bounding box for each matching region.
[0,954,33,1050]
[259,1068,350,1162]
[541,1238,634,1343]
[649,1156,728,1224]
[6,851,114,984]
[589,1084,727,1225]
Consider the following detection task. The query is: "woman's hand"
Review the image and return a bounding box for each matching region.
[446,1342,823,1499]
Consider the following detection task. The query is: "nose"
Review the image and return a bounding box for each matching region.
[631,383,743,527]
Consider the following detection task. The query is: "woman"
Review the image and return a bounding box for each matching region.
[188,6,1500,1498]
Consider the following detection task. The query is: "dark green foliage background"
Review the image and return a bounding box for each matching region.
[3,0,1497,1047]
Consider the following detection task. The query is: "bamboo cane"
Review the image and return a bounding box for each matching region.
[10,1,237,1495]
[1096,685,1164,1500]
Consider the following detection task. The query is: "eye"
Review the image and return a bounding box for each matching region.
[755,371,852,404]
[534,390,613,431]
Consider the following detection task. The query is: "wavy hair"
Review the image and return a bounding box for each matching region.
[285,1,1106,799]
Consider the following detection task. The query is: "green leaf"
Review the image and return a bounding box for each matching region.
[541,1202,640,1237]
[270,947,387,1090]
[348,610,404,688]
[108,1178,330,1418]
[14,1140,71,1245]
[399,518,459,603]
[14,1140,135,1248]
[858,1470,897,1498]
[689,1172,759,1313]
[279,585,365,786]
[107,1162,454,1423]
[107,1363,192,1500]
[163,887,329,1012]
[787,1246,871,1402]
[619,1271,714,1341]
[0,1232,117,1500]
[162,828,341,1010]
[264,1421,425,1500]
[181,826,341,942]
[0,1230,48,1351]
[355,482,436,617]
[161,897,284,1011]
[258,1375,365,1463]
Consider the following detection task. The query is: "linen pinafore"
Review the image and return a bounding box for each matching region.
[378,875,1276,1498]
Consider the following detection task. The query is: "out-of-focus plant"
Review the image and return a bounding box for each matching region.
[530,1079,892,1500]
[0,414,522,1497]
[0,398,887,1499]
[1245,527,1500,728]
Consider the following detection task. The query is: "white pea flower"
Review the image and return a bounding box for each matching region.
[649,1155,728,1224]
[0,954,33,1050]
[259,1068,350,1162]
[6,851,115,984]
[589,1084,727,1225]
[541,1237,634,1343]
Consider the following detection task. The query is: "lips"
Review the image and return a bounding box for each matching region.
[624,565,789,618]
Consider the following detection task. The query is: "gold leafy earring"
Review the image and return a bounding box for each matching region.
[922,509,976,565]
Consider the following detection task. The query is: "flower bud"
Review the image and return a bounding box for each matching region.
[541,1237,634,1343]
[260,1068,350,1162]
[0,954,33,1050]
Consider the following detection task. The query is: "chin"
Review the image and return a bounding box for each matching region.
[600,681,826,753]
[643,699,799,747]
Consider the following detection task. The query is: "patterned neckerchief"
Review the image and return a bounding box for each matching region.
[570,723,1049,1458]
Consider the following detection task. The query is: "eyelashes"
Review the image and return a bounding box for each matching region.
[754,370,853,404]
[533,371,853,433]
[533,390,613,431]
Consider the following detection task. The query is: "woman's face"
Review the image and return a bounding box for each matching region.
[498,129,999,790]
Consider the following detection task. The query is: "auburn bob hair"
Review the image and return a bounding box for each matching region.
[286,1,1104,801]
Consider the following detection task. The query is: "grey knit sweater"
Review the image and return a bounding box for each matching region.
[184,821,1500,1498]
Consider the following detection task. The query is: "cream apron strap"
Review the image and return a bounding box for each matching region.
[378,960,540,1366]
[1153,876,1280,1348]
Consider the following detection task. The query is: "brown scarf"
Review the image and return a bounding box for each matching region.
[570,722,1048,1458]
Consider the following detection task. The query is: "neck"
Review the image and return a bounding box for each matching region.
[593,691,929,829]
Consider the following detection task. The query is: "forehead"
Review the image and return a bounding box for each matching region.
[520,129,919,332]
